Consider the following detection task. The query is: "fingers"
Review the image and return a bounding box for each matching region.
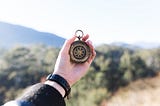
[65,34,89,48]
[82,34,89,41]
[86,40,96,64]
[60,34,96,63]
[61,35,89,54]
[82,34,96,63]
[65,36,77,47]
[60,36,76,54]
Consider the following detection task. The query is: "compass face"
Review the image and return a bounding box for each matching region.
[69,40,91,63]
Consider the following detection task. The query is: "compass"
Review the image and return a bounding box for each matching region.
[69,30,91,63]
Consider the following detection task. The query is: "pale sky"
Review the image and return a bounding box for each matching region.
[0,0,160,45]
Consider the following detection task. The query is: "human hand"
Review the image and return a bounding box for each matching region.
[53,34,96,86]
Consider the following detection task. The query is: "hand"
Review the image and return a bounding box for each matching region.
[53,34,96,86]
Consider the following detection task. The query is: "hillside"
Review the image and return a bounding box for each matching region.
[0,22,65,48]
[0,44,160,105]
[105,72,160,106]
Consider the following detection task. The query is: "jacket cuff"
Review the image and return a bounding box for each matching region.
[17,83,65,106]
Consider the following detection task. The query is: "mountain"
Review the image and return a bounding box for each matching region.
[133,42,160,49]
[111,42,160,49]
[0,22,66,48]
[111,42,140,50]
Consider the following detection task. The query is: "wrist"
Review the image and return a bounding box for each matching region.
[45,74,71,99]
[53,72,73,86]
[44,80,65,97]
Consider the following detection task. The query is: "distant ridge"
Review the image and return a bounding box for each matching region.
[111,42,140,50]
[0,22,66,48]
[111,42,160,49]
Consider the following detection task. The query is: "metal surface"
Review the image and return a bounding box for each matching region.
[69,30,91,63]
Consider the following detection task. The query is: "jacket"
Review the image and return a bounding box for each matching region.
[3,83,65,106]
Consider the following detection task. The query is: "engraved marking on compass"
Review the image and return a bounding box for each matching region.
[73,46,86,59]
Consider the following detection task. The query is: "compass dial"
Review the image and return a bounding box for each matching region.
[69,40,91,63]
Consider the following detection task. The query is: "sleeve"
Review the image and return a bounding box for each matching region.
[3,83,66,106]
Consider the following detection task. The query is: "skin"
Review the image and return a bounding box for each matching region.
[45,34,96,97]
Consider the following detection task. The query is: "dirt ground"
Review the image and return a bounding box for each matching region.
[102,73,160,106]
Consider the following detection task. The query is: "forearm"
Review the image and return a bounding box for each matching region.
[44,80,65,97]
[20,83,65,106]
[3,83,65,106]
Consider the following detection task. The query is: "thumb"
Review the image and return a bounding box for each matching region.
[60,36,77,55]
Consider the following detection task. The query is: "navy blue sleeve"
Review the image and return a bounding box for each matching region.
[3,100,34,106]
[3,83,65,106]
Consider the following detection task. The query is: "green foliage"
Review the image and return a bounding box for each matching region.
[0,45,59,104]
[0,44,159,106]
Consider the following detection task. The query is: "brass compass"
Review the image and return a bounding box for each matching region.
[69,30,91,63]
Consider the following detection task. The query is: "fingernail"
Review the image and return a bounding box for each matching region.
[88,40,92,45]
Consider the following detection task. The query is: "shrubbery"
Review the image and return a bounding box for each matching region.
[0,44,159,105]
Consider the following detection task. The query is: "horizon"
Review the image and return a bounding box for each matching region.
[0,0,160,45]
[0,21,160,49]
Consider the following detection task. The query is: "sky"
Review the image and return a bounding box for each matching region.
[0,0,160,45]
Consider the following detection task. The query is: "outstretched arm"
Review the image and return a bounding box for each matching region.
[3,35,96,106]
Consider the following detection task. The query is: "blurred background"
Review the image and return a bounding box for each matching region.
[0,0,160,106]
